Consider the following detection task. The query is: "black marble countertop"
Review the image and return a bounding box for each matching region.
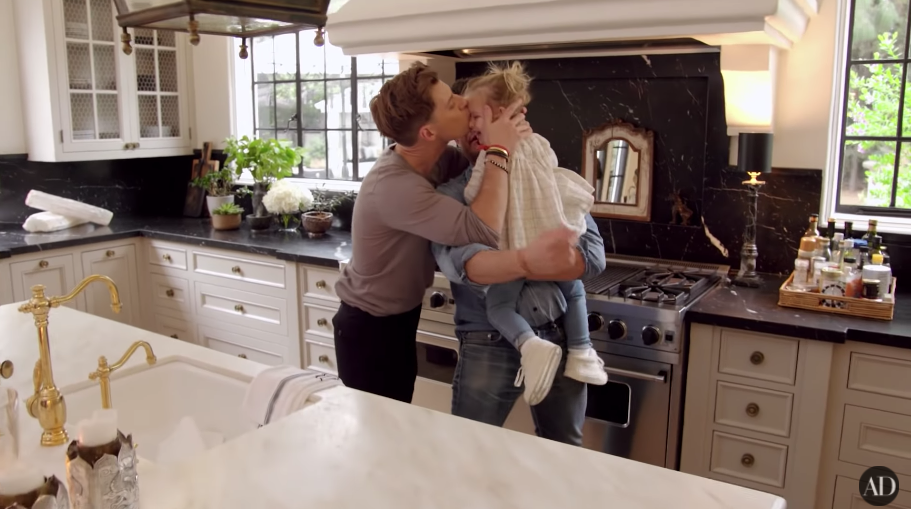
[687,276,911,349]
[0,217,351,268]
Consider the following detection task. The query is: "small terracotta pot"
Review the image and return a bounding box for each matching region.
[212,213,242,231]
[303,211,333,238]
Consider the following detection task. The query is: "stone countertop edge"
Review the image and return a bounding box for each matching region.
[686,276,911,348]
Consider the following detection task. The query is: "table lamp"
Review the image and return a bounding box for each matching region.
[732,132,773,288]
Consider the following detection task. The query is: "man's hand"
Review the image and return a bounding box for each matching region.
[518,227,579,278]
[478,100,533,154]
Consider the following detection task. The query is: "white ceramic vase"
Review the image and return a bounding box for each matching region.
[206,195,235,215]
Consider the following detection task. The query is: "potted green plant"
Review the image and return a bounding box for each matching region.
[192,167,243,215]
[303,186,343,238]
[223,135,306,230]
[211,203,244,231]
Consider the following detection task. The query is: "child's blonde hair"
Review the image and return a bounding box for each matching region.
[466,61,532,108]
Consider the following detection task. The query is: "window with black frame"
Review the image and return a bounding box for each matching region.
[838,0,911,215]
[250,30,399,181]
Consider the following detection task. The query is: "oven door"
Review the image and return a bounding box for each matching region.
[413,330,459,414]
[582,352,672,468]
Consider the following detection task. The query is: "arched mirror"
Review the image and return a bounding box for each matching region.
[582,120,655,221]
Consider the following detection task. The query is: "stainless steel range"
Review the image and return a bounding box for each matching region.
[582,254,728,469]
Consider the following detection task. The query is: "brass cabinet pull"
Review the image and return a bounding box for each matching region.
[315,280,327,289]
[745,403,760,417]
[105,250,115,258]
[318,355,329,363]
[317,318,328,327]
[162,254,172,262]
[165,289,175,298]
[238,353,247,359]
[135,142,140,149]
[38,260,49,269]
[231,266,242,274]
[170,334,178,339]
[0,360,13,379]
[741,453,755,467]
[750,351,765,365]
[234,304,244,313]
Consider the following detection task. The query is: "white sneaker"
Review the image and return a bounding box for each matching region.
[514,337,562,406]
[565,348,608,385]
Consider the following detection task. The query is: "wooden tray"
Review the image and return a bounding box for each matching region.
[778,274,897,321]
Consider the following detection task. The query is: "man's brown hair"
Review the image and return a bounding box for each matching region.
[369,62,439,147]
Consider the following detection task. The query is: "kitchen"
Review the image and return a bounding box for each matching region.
[0,0,910,508]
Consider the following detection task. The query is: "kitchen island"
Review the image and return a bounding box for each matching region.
[2,303,785,509]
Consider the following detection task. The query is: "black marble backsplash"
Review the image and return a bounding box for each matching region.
[457,54,826,276]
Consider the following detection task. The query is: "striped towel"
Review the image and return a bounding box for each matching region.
[464,133,594,250]
[242,366,341,427]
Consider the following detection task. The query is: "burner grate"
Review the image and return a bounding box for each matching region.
[583,265,644,295]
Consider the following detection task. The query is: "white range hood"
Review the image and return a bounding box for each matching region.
[326,0,819,57]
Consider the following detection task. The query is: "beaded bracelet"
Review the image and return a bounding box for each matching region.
[486,158,509,174]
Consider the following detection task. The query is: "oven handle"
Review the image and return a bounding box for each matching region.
[604,367,667,384]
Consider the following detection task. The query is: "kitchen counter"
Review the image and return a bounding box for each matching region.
[0,217,351,268]
[687,276,911,348]
[2,305,785,509]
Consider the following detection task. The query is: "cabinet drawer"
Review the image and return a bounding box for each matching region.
[710,431,788,488]
[193,251,285,289]
[304,303,335,340]
[840,405,911,476]
[149,243,188,271]
[195,282,288,336]
[718,330,799,385]
[714,381,793,437]
[198,325,288,366]
[10,254,79,309]
[305,340,338,374]
[833,475,911,509]
[154,314,196,344]
[302,266,340,303]
[848,353,911,400]
[149,274,191,313]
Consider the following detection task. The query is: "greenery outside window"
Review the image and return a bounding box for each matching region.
[246,30,398,183]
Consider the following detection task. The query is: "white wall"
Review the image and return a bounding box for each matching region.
[0,0,27,155]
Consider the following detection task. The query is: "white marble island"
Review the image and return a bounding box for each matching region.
[2,303,786,509]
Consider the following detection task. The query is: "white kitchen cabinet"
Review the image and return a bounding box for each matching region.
[681,324,833,509]
[13,0,193,162]
[9,253,82,309]
[80,243,142,326]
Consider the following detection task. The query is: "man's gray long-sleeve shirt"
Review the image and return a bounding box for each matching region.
[432,168,607,333]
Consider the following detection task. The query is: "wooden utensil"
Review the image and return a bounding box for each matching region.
[183,142,213,217]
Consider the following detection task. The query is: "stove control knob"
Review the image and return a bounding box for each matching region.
[429,292,446,309]
[642,326,661,346]
[587,313,605,332]
[607,320,627,340]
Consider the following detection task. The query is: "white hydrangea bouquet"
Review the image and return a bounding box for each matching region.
[262,180,314,231]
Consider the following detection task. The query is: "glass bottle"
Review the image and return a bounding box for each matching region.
[842,256,862,298]
[826,218,836,240]
[844,221,854,240]
[862,219,878,244]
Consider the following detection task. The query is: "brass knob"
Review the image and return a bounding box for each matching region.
[135,142,140,149]
[238,353,247,359]
[105,250,115,257]
[318,355,329,363]
[38,260,49,269]
[234,304,244,312]
[231,266,242,274]
[165,289,175,298]
[162,254,172,262]
[317,318,328,327]
[746,403,760,417]
[170,334,178,339]
[315,280,327,289]
[741,453,755,467]
[0,360,13,379]
[750,351,765,365]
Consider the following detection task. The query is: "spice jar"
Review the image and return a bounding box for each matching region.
[862,279,882,301]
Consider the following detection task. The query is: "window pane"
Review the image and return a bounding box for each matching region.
[358,130,385,177]
[275,82,297,129]
[327,130,354,180]
[846,62,902,137]
[255,83,275,128]
[355,79,383,129]
[253,36,274,81]
[300,81,326,129]
[274,33,297,80]
[840,140,896,207]
[850,1,909,61]
[383,58,400,76]
[357,54,384,77]
[302,132,327,179]
[902,63,911,136]
[324,33,352,78]
[898,142,911,208]
[326,79,352,129]
[299,32,325,79]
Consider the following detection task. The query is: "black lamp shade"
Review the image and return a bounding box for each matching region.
[738,133,773,174]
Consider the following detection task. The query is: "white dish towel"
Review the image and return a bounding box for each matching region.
[25,190,114,226]
[242,366,341,428]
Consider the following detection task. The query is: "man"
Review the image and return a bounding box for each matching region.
[334,63,582,404]
[430,77,606,445]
